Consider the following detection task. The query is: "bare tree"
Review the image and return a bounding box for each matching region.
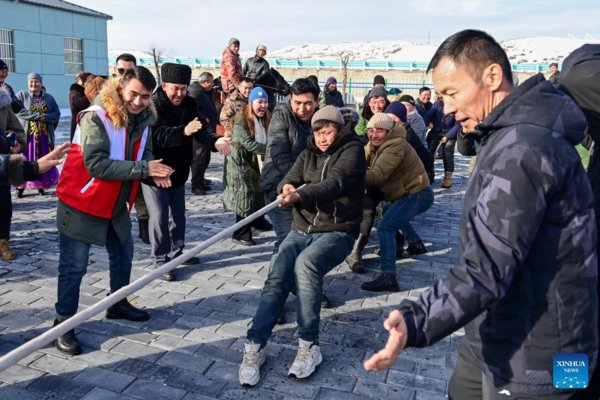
[339,52,350,104]
[149,45,165,85]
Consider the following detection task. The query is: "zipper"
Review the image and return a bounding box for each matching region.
[308,155,331,233]
[80,178,95,194]
[333,200,338,224]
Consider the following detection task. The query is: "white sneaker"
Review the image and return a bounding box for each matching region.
[288,338,322,379]
[239,341,266,387]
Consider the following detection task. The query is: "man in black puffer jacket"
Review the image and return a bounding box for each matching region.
[143,63,231,281]
[259,78,319,250]
[365,30,597,399]
[239,106,365,387]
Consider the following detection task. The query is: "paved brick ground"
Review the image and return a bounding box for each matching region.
[0,119,470,399]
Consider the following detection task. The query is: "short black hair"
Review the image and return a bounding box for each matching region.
[419,86,431,94]
[122,66,156,92]
[290,78,319,101]
[428,29,513,86]
[312,120,343,133]
[116,53,137,66]
[239,77,253,86]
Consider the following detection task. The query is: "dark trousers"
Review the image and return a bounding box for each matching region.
[0,185,11,240]
[142,184,186,264]
[430,134,457,173]
[56,224,133,318]
[133,189,148,221]
[449,342,575,400]
[233,214,252,241]
[191,137,211,190]
[359,186,386,236]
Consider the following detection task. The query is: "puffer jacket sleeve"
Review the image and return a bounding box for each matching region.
[397,141,553,348]
[278,149,306,192]
[233,119,264,155]
[80,112,149,180]
[355,114,368,136]
[268,110,296,178]
[457,130,477,156]
[366,141,405,186]
[295,143,367,209]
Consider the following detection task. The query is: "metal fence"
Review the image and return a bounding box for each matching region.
[109,57,558,73]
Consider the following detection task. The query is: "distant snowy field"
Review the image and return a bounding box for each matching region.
[110,35,600,64]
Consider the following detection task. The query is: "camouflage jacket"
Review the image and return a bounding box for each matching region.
[398,74,598,396]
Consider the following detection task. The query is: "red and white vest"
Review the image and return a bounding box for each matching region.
[56,105,148,218]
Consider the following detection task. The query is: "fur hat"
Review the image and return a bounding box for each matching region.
[311,105,345,129]
[385,102,408,123]
[161,63,192,86]
[367,113,394,131]
[339,107,360,128]
[229,37,240,47]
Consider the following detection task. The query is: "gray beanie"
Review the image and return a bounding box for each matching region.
[311,105,345,129]
[27,72,42,83]
[228,37,240,47]
[368,86,387,100]
[367,113,394,131]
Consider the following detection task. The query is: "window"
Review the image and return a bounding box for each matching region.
[0,29,15,72]
[64,37,83,75]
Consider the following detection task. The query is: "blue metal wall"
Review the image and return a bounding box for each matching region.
[0,1,109,108]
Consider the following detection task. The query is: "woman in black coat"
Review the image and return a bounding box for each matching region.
[68,72,92,141]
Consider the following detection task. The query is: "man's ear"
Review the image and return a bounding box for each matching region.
[482,63,504,91]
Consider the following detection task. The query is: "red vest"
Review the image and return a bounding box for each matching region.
[56,106,148,218]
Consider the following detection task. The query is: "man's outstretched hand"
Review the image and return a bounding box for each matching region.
[364,310,409,371]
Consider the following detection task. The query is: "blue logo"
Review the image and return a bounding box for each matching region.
[553,353,588,389]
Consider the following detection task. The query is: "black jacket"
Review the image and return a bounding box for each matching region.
[415,98,432,125]
[148,87,219,188]
[406,123,434,180]
[398,74,597,396]
[243,56,270,81]
[279,125,366,236]
[187,82,218,132]
[68,83,90,140]
[323,88,344,108]
[259,97,314,198]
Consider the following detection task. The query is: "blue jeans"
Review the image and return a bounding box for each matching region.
[378,186,434,273]
[265,193,294,252]
[56,224,134,318]
[247,230,354,346]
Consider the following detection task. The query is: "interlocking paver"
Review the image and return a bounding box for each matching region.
[0,121,471,398]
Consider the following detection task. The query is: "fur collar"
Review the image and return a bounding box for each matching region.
[0,88,11,109]
[98,78,157,128]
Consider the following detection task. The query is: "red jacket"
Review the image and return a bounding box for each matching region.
[220,47,242,93]
[56,105,148,218]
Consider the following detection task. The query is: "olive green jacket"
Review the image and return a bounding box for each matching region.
[56,79,156,246]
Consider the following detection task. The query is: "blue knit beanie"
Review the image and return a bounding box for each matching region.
[326,77,337,86]
[248,87,268,103]
[384,101,408,123]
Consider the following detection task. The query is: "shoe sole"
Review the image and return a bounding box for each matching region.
[361,285,400,293]
[239,355,265,387]
[288,353,323,379]
[105,313,151,322]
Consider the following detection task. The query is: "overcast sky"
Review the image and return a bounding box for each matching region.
[75,0,600,57]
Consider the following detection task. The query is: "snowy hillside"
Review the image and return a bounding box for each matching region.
[111,36,600,64]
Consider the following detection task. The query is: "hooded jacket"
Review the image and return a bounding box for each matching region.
[278,125,366,236]
[259,97,314,199]
[365,123,429,202]
[220,47,242,93]
[56,78,156,246]
[147,87,219,188]
[0,88,26,150]
[397,74,598,396]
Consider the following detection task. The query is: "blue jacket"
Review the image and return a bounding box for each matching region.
[427,99,461,140]
[15,90,61,146]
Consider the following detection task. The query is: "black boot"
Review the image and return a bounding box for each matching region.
[375,232,406,258]
[345,234,369,273]
[321,293,331,309]
[251,218,273,231]
[276,310,285,325]
[361,273,400,292]
[138,219,150,244]
[16,188,24,198]
[401,240,427,258]
[106,298,150,321]
[53,318,82,355]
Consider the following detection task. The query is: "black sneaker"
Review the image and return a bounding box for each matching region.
[361,273,400,292]
[192,187,207,196]
[53,319,82,355]
[401,241,428,258]
[252,219,273,231]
